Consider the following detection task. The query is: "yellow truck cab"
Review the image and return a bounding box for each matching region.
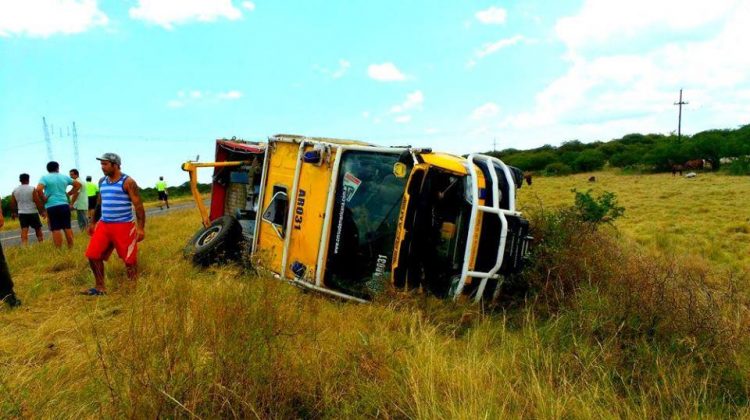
[184,135,530,303]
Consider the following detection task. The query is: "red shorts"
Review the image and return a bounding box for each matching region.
[85,221,138,266]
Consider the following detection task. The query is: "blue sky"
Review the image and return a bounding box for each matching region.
[1,0,749,196]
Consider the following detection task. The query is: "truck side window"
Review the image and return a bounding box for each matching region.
[262,186,288,238]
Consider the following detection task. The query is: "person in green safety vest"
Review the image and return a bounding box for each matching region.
[85,175,100,221]
[156,176,169,210]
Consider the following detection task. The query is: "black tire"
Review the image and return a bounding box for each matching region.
[184,216,243,266]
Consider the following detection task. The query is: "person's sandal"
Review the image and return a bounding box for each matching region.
[81,288,106,296]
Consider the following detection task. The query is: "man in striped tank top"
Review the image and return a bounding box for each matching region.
[83,153,146,295]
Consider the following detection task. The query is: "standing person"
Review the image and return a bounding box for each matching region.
[10,173,46,246]
[69,169,89,230]
[156,176,169,210]
[85,175,99,221]
[0,200,21,307]
[37,161,81,249]
[83,153,146,295]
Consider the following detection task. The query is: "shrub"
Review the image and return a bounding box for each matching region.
[725,157,750,175]
[572,149,606,172]
[571,189,625,226]
[543,162,572,176]
[516,190,750,407]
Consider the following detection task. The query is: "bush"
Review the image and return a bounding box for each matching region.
[571,189,624,226]
[543,162,572,176]
[609,150,642,168]
[572,149,606,172]
[517,191,750,407]
[725,157,750,175]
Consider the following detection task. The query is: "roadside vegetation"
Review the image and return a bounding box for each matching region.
[0,172,748,417]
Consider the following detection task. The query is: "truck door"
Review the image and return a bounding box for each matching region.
[280,144,338,281]
[255,141,298,273]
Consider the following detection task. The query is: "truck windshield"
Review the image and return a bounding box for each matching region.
[399,169,472,297]
[325,151,410,298]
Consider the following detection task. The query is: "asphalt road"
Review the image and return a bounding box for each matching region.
[0,201,201,248]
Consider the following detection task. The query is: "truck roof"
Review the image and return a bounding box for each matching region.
[270,134,374,147]
[216,138,265,154]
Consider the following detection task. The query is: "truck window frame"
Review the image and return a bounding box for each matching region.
[262,187,289,238]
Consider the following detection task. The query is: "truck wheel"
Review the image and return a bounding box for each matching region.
[184,216,243,266]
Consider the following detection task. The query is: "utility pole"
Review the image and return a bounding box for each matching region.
[42,117,53,161]
[674,88,688,141]
[493,137,497,153]
[72,121,80,169]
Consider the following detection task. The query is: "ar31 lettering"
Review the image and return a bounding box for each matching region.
[293,189,306,230]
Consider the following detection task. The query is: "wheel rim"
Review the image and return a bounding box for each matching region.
[197,226,223,246]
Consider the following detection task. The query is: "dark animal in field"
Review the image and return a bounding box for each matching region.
[671,164,683,176]
[588,176,596,182]
[523,172,533,186]
[684,159,704,170]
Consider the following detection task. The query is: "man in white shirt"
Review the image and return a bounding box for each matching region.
[69,169,89,230]
[10,173,45,246]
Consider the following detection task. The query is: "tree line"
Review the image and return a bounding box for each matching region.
[487,124,750,176]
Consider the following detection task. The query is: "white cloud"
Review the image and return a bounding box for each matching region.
[492,1,750,148]
[316,59,350,79]
[217,90,242,100]
[425,128,440,134]
[167,89,243,107]
[395,115,412,124]
[0,0,109,37]
[468,35,525,67]
[367,62,407,82]
[476,35,524,58]
[129,0,243,29]
[475,6,507,25]
[471,102,500,120]
[556,0,738,50]
[331,59,350,78]
[241,1,255,11]
[390,90,423,113]
[362,111,370,119]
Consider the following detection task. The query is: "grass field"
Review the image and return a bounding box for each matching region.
[517,171,750,270]
[0,171,748,417]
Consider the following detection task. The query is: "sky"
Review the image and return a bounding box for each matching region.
[1,0,749,196]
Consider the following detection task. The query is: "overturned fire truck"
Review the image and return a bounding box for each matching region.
[182,135,531,303]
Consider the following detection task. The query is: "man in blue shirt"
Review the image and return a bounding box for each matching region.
[36,161,82,249]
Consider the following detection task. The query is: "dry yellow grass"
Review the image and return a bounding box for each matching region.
[0,173,747,417]
[517,171,750,270]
